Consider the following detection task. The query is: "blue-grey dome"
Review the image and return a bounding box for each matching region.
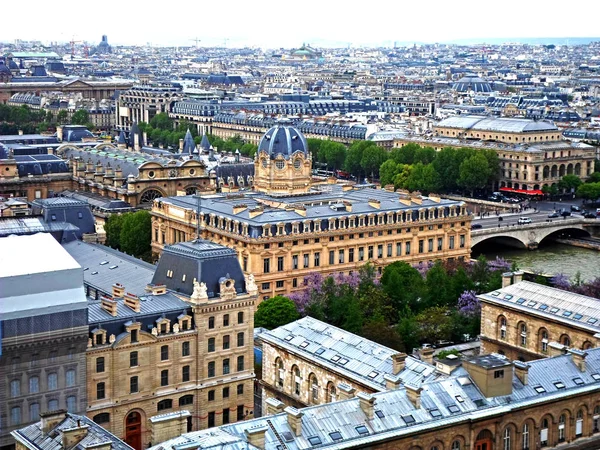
[258,122,308,160]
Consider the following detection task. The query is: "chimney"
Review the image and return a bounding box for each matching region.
[265,398,285,416]
[60,423,89,449]
[245,425,268,450]
[56,126,63,141]
[150,411,190,444]
[405,383,422,409]
[134,133,140,151]
[100,295,118,317]
[514,361,530,385]
[384,374,402,390]
[502,272,513,288]
[112,283,125,298]
[337,383,356,400]
[40,410,68,434]
[47,147,54,155]
[284,407,303,436]
[569,349,587,372]
[391,352,408,374]
[421,347,434,365]
[124,292,140,313]
[179,139,184,151]
[548,341,567,357]
[145,284,167,295]
[513,271,524,284]
[357,392,375,420]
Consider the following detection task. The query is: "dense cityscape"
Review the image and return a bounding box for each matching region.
[1,25,600,450]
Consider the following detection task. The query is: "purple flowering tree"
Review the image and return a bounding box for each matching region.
[550,273,571,290]
[457,290,480,317]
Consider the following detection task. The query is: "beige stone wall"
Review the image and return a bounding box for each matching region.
[434,125,561,144]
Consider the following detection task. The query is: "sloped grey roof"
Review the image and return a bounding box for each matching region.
[436,115,558,133]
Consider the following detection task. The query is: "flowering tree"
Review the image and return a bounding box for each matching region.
[457,290,480,317]
[550,273,571,290]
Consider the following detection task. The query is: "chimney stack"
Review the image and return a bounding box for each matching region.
[405,383,422,409]
[384,374,402,390]
[112,283,125,298]
[548,341,567,357]
[265,398,285,416]
[60,423,90,449]
[391,352,408,374]
[245,425,268,450]
[514,360,530,385]
[421,347,434,365]
[124,292,140,313]
[513,271,524,284]
[100,295,118,317]
[502,272,513,288]
[337,383,356,400]
[134,132,140,151]
[357,392,376,420]
[284,407,304,436]
[41,410,68,434]
[569,349,587,372]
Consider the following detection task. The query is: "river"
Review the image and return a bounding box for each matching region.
[473,241,600,282]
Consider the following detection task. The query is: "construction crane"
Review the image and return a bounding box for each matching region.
[69,38,82,57]
[190,37,201,48]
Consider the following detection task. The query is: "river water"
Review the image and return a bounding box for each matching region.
[473,242,600,282]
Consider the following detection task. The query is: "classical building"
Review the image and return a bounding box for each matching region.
[116,85,181,133]
[83,239,257,450]
[150,123,471,299]
[479,271,600,362]
[0,234,89,450]
[151,347,600,450]
[257,317,437,412]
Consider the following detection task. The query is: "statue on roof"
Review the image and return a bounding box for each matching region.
[191,280,208,303]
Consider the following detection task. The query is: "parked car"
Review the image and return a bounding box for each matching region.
[560,210,572,217]
[548,212,559,218]
[584,212,597,219]
[471,223,483,230]
[571,205,581,212]
[518,217,532,224]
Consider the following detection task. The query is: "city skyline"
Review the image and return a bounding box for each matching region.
[2,0,600,48]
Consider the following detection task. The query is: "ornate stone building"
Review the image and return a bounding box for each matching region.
[84,240,257,450]
[150,123,472,299]
[479,272,600,362]
[116,85,181,133]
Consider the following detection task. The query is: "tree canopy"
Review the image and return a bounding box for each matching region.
[105,211,152,261]
[254,296,300,330]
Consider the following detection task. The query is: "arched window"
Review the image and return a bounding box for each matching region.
[583,341,593,350]
[157,399,173,411]
[293,366,301,396]
[93,413,110,424]
[576,409,584,437]
[275,358,284,387]
[498,316,507,340]
[309,373,319,403]
[503,428,511,450]
[594,406,600,433]
[559,414,566,442]
[561,335,571,347]
[539,329,549,354]
[519,323,527,347]
[451,441,461,450]
[541,418,549,446]
[522,423,530,450]
[327,382,336,403]
[179,394,194,406]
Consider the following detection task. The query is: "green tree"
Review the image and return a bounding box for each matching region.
[588,172,600,183]
[458,153,491,196]
[413,146,436,164]
[254,295,300,330]
[149,112,173,130]
[424,261,453,307]
[361,144,386,180]
[104,214,124,250]
[307,138,322,156]
[481,149,501,184]
[415,306,453,343]
[57,110,68,124]
[406,163,441,194]
[120,210,152,260]
[322,141,347,170]
[380,262,425,312]
[71,109,90,125]
[396,312,419,353]
[379,159,399,187]
[577,182,600,201]
[345,140,379,179]
[391,142,420,165]
[558,174,582,193]
[432,147,461,192]
[393,164,412,190]
[361,314,404,351]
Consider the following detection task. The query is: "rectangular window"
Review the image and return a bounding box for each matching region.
[97,382,105,400]
[263,258,270,273]
[359,247,364,261]
[237,332,244,347]
[387,243,392,257]
[419,240,424,253]
[494,370,504,379]
[303,253,309,268]
[329,250,335,265]
[131,329,138,343]
[449,236,455,250]
[161,370,169,386]
[396,242,402,256]
[29,403,40,422]
[243,257,248,272]
[237,404,244,421]
[277,256,284,272]
[208,338,215,352]
[223,408,230,424]
[223,359,230,375]
[377,245,383,258]
[161,345,169,361]
[223,335,231,350]
[460,234,465,248]
[11,406,21,426]
[182,341,190,357]
[66,370,75,387]
[29,376,39,393]
[130,376,138,393]
[292,278,298,288]
[261,282,270,291]
[292,255,298,270]
[130,351,138,367]
[406,242,411,255]
[237,384,244,395]
[438,237,443,251]
[276,280,284,288]
[339,249,345,264]
[182,365,190,382]
[47,373,57,390]
[238,312,244,324]
[428,238,433,252]
[96,357,105,373]
[349,248,354,262]
[208,390,215,401]
[368,246,374,259]
[209,316,215,329]
[208,411,215,428]
[10,379,20,397]
[314,252,320,267]
[237,355,245,372]
[223,314,229,326]
[223,387,230,398]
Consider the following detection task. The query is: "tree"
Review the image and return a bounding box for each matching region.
[104,214,123,250]
[57,110,68,124]
[406,163,441,194]
[432,147,461,192]
[254,296,300,330]
[414,306,453,343]
[424,261,453,307]
[380,262,425,312]
[322,141,347,170]
[149,112,173,130]
[379,160,399,187]
[413,146,436,164]
[458,153,491,196]
[577,182,600,201]
[345,141,378,179]
[120,210,152,261]
[71,109,90,125]
[361,145,386,180]
[558,174,582,193]
[588,172,600,183]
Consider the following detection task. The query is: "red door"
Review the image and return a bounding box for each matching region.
[475,439,493,450]
[125,412,142,450]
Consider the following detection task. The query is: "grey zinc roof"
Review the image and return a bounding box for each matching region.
[152,348,600,450]
[87,291,190,323]
[478,281,600,333]
[260,317,438,391]
[62,241,155,296]
[11,413,133,450]
[436,115,558,133]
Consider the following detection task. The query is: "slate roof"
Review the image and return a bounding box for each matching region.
[151,348,600,450]
[11,412,133,450]
[436,115,558,133]
[258,122,308,160]
[259,317,439,391]
[13,154,69,176]
[0,217,80,242]
[62,241,155,296]
[478,281,600,333]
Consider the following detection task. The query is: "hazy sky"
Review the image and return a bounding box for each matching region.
[2,0,599,48]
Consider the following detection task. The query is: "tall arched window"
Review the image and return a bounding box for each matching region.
[576,409,584,437]
[498,316,507,340]
[275,358,284,387]
[326,382,336,403]
[593,406,600,433]
[561,335,571,347]
[522,423,530,450]
[503,428,511,450]
[539,329,549,354]
[451,441,461,450]
[519,323,527,347]
[308,374,319,403]
[558,414,566,442]
[293,366,301,396]
[541,418,549,446]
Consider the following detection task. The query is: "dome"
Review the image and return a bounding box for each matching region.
[452,74,492,93]
[258,122,308,160]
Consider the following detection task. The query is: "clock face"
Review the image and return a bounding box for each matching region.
[293,158,302,170]
[261,158,268,168]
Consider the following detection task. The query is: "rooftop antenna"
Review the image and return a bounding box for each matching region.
[195,192,201,240]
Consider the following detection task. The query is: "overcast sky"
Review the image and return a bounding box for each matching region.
[2,0,599,48]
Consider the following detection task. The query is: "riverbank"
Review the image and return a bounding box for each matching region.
[554,237,600,251]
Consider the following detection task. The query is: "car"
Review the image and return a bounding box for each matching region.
[560,210,572,217]
[471,223,483,230]
[584,212,597,219]
[548,212,559,218]
[571,205,581,212]
[518,217,532,225]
